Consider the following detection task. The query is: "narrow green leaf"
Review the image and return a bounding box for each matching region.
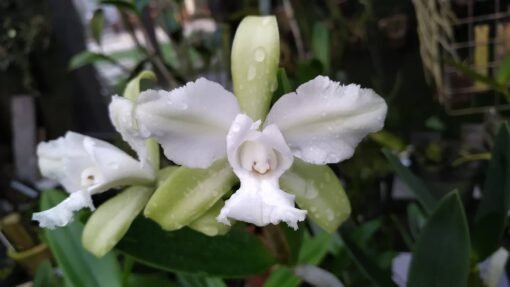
[100,0,137,12]
[188,200,231,236]
[383,149,437,213]
[123,70,156,101]
[231,16,280,120]
[127,274,177,287]
[407,203,426,240]
[177,273,227,287]
[408,192,470,287]
[264,267,301,287]
[341,231,397,287]
[280,159,350,233]
[90,9,105,45]
[41,190,122,287]
[496,53,510,85]
[472,123,510,261]
[33,260,54,287]
[311,22,330,74]
[144,160,237,230]
[298,232,332,265]
[82,186,154,257]
[69,51,119,70]
[117,217,276,277]
[370,130,406,152]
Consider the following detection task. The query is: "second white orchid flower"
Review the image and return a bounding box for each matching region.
[115,75,386,230]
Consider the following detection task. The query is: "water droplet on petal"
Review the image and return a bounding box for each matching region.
[326,209,335,221]
[232,124,240,132]
[247,65,257,81]
[254,47,266,62]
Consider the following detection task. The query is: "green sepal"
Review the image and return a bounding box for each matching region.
[188,200,231,236]
[280,159,351,233]
[144,159,237,230]
[231,16,280,121]
[82,186,154,257]
[123,70,156,101]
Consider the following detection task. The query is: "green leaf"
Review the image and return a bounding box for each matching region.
[383,149,437,213]
[264,267,301,287]
[407,203,426,240]
[100,0,137,12]
[188,199,231,236]
[370,130,406,152]
[90,9,105,45]
[69,51,120,70]
[496,53,510,85]
[144,160,237,230]
[341,231,397,287]
[33,260,54,287]
[298,232,332,265]
[277,68,292,94]
[472,123,510,261]
[231,16,280,120]
[126,274,177,287]
[408,192,470,287]
[261,224,303,265]
[280,159,351,233]
[82,186,154,257]
[116,217,276,277]
[177,273,227,287]
[41,190,122,287]
[311,22,330,74]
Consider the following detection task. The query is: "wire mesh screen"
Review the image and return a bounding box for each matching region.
[414,0,510,115]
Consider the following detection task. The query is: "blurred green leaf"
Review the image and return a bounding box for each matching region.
[127,274,177,287]
[82,186,154,257]
[41,190,122,287]
[496,53,510,85]
[134,0,151,12]
[144,160,237,231]
[407,203,426,240]
[123,70,156,101]
[69,51,120,70]
[117,217,276,277]
[408,192,470,287]
[281,159,351,233]
[472,123,510,261]
[370,131,406,152]
[100,0,136,12]
[341,231,397,287]
[177,273,227,287]
[298,232,332,265]
[383,149,437,213]
[90,9,105,45]
[262,224,303,265]
[264,267,301,287]
[188,199,231,236]
[312,22,330,74]
[33,260,54,287]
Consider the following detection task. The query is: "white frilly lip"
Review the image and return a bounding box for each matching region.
[33,131,155,229]
[217,114,306,230]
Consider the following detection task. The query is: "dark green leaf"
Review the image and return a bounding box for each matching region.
[383,149,437,213]
[298,232,331,265]
[117,217,275,277]
[177,273,226,287]
[127,274,177,287]
[496,53,510,85]
[261,224,303,265]
[472,123,510,261]
[408,192,470,287]
[341,231,397,287]
[407,203,426,240]
[69,51,120,70]
[90,9,105,45]
[134,0,151,12]
[312,22,330,74]
[263,267,301,287]
[33,260,54,287]
[41,190,122,287]
[100,0,137,12]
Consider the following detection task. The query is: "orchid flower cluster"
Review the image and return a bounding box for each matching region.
[33,16,387,257]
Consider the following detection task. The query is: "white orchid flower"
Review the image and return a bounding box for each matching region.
[128,75,386,229]
[33,132,155,228]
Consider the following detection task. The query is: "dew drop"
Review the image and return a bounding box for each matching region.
[247,65,257,81]
[326,209,335,221]
[270,79,278,92]
[232,124,241,132]
[254,47,266,62]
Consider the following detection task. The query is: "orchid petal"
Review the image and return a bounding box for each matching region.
[108,96,150,166]
[265,76,387,164]
[32,190,94,229]
[220,114,306,229]
[136,78,241,168]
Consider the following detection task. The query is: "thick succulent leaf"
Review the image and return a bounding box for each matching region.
[40,190,122,287]
[231,16,280,120]
[408,192,470,287]
[116,217,276,277]
[188,200,231,236]
[280,159,350,233]
[82,186,154,257]
[144,160,237,230]
[472,123,510,261]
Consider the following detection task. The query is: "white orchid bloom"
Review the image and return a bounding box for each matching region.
[33,132,155,228]
[129,76,387,229]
